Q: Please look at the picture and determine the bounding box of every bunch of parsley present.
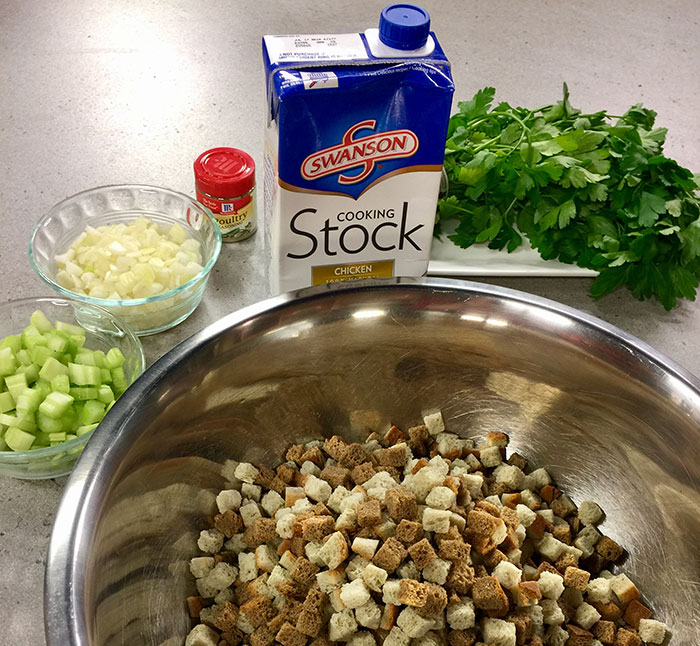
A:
[437,85,700,309]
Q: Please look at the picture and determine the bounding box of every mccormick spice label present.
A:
[262,27,454,293]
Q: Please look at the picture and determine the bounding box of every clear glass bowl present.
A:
[0,296,146,480]
[29,185,222,336]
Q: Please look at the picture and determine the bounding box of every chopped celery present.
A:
[105,399,116,413]
[74,351,97,366]
[69,387,98,400]
[97,385,114,404]
[16,363,39,384]
[46,332,69,354]
[80,399,105,425]
[21,326,47,348]
[60,407,78,432]
[30,310,53,333]
[5,426,35,451]
[50,374,70,394]
[68,363,101,386]
[76,423,98,436]
[104,347,126,369]
[16,349,32,366]
[35,380,51,398]
[29,345,58,367]
[100,368,112,383]
[0,391,15,413]
[38,391,74,419]
[5,373,28,400]
[0,412,36,432]
[15,388,42,416]
[93,350,105,368]
[0,335,21,353]
[39,356,70,381]
[111,367,127,394]
[71,334,86,349]
[55,320,85,336]
[37,411,63,434]
[0,347,17,377]
[49,432,67,443]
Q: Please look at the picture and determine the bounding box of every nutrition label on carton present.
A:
[264,34,367,64]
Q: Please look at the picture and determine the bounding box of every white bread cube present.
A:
[460,473,484,499]
[446,599,475,629]
[422,558,451,585]
[528,468,551,489]
[554,494,577,516]
[327,485,351,512]
[268,564,291,587]
[523,604,543,626]
[578,501,604,526]
[276,512,296,539]
[363,563,388,592]
[538,571,565,600]
[320,531,349,570]
[304,474,332,502]
[586,577,612,603]
[545,625,569,646]
[261,490,284,516]
[397,561,420,580]
[540,599,565,625]
[536,533,568,561]
[384,626,411,646]
[515,525,527,545]
[301,460,321,476]
[484,495,504,509]
[224,534,247,554]
[423,411,445,436]
[482,618,516,646]
[352,537,379,560]
[220,459,240,484]
[507,548,522,566]
[247,573,272,599]
[493,561,522,590]
[397,607,435,638]
[355,598,382,629]
[574,526,602,557]
[205,562,237,591]
[515,504,537,527]
[450,512,466,532]
[305,541,326,566]
[285,486,306,507]
[279,549,297,570]
[238,552,257,582]
[464,453,481,472]
[425,486,456,510]
[449,459,470,476]
[234,462,259,485]
[479,446,503,468]
[493,464,526,490]
[575,602,601,630]
[216,489,242,513]
[336,509,358,531]
[237,611,256,634]
[638,619,667,644]
[364,471,398,491]
[241,483,262,502]
[291,497,314,515]
[340,578,371,608]
[255,545,279,572]
[328,609,358,641]
[189,556,215,579]
[538,509,555,524]
[610,573,639,605]
[413,467,446,502]
[375,519,397,540]
[340,491,366,513]
[317,567,346,593]
[185,624,220,646]
[275,507,293,520]
[435,432,462,455]
[520,489,541,509]
[346,555,370,581]
[348,631,376,646]
[330,588,347,612]
[562,587,584,608]
[428,455,450,476]
[422,508,451,533]
[214,587,235,605]
[197,529,224,554]
[239,502,262,527]
[195,576,220,599]
[382,579,403,605]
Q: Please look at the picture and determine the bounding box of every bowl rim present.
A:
[44,277,700,645]
[0,295,146,464]
[28,184,223,307]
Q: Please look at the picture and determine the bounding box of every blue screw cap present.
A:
[379,4,431,50]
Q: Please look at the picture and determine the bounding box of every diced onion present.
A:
[54,218,203,300]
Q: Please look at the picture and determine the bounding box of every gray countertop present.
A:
[1,1,698,643]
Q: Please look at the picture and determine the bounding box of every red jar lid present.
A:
[194,147,255,197]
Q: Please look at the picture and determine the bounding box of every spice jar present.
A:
[194,147,256,242]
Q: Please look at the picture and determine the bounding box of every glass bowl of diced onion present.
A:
[0,296,145,479]
[29,185,222,335]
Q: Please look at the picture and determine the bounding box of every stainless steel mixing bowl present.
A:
[45,278,700,645]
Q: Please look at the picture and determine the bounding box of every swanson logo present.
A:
[301,120,419,185]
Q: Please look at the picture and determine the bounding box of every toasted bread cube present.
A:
[622,599,652,629]
[614,628,642,646]
[357,499,383,527]
[577,501,604,526]
[408,538,437,569]
[446,599,475,630]
[564,566,590,592]
[395,519,423,545]
[472,576,509,617]
[362,563,388,592]
[374,537,407,574]
[515,580,542,607]
[290,557,320,586]
[385,487,419,521]
[276,622,308,646]
[382,579,403,605]
[329,588,346,612]
[259,490,284,516]
[328,609,357,641]
[385,626,411,646]
[375,518,397,540]
[481,618,516,646]
[638,619,667,644]
[609,574,639,606]
[479,446,503,468]
[302,516,335,542]
[592,619,616,644]
[596,536,624,563]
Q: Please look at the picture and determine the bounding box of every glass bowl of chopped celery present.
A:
[29,185,222,336]
[0,296,145,479]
